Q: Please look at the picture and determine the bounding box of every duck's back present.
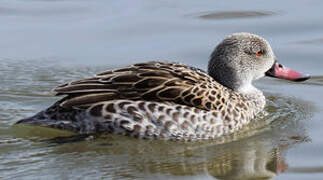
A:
[53,61,231,111]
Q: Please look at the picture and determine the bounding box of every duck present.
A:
[16,32,310,140]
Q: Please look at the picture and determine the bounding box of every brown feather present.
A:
[52,61,233,110]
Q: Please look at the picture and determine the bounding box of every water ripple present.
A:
[196,10,277,20]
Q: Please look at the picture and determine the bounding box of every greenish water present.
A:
[1,0,323,179]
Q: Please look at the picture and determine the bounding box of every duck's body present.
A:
[17,33,309,140]
[19,62,265,140]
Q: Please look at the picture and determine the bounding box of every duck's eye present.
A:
[256,51,262,57]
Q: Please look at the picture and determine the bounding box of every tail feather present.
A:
[16,103,102,134]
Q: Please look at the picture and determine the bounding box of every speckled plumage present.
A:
[18,98,261,141]
[17,33,287,140]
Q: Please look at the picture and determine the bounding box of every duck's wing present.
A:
[53,61,229,110]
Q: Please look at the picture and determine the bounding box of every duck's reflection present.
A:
[205,141,289,180]
[118,132,299,180]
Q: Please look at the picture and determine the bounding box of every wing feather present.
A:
[52,61,229,110]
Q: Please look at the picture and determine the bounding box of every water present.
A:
[1,0,323,179]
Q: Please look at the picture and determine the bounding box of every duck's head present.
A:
[208,32,310,93]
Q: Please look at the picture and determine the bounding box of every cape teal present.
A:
[16,33,310,140]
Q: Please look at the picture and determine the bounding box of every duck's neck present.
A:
[238,84,266,116]
[208,61,255,92]
[236,83,258,94]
